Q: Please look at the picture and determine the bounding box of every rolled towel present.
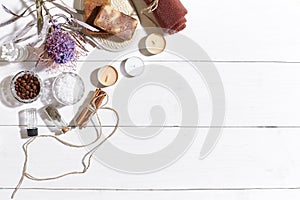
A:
[168,17,186,34]
[143,0,187,34]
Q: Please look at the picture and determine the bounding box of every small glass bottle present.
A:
[44,105,69,134]
[25,108,38,137]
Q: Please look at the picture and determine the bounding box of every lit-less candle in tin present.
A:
[123,57,145,77]
[98,65,118,87]
[145,33,166,55]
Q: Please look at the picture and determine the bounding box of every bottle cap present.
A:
[27,128,38,137]
[62,127,69,133]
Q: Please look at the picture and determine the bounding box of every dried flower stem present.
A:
[36,0,44,36]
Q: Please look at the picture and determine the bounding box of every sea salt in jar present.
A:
[52,72,85,105]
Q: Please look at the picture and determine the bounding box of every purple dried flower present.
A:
[45,27,76,64]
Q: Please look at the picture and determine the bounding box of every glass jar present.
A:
[10,71,42,103]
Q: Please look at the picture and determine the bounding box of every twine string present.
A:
[139,0,161,28]
[11,94,119,199]
[141,0,159,14]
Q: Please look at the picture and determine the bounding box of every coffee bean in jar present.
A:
[10,71,42,103]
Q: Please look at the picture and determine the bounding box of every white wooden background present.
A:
[1,0,300,199]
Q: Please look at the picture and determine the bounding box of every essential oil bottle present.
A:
[44,105,69,134]
[25,108,38,137]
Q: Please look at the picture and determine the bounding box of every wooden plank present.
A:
[2,127,300,190]
[1,62,300,126]
[181,0,300,61]
[2,189,300,200]
[1,0,300,61]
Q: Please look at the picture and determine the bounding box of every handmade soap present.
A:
[94,5,138,40]
[84,0,111,35]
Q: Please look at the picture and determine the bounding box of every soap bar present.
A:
[94,5,138,40]
[84,0,110,35]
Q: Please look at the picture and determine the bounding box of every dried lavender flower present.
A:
[45,27,76,64]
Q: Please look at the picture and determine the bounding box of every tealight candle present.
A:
[98,65,118,87]
[145,33,166,55]
[123,57,145,77]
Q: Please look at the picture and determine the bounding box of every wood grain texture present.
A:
[1,127,300,190]
[2,189,300,200]
[1,0,300,199]
[0,62,300,127]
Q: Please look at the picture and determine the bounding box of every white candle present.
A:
[145,33,166,55]
[98,65,118,87]
[123,57,145,77]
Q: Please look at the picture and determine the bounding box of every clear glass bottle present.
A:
[44,105,69,134]
[25,108,38,137]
